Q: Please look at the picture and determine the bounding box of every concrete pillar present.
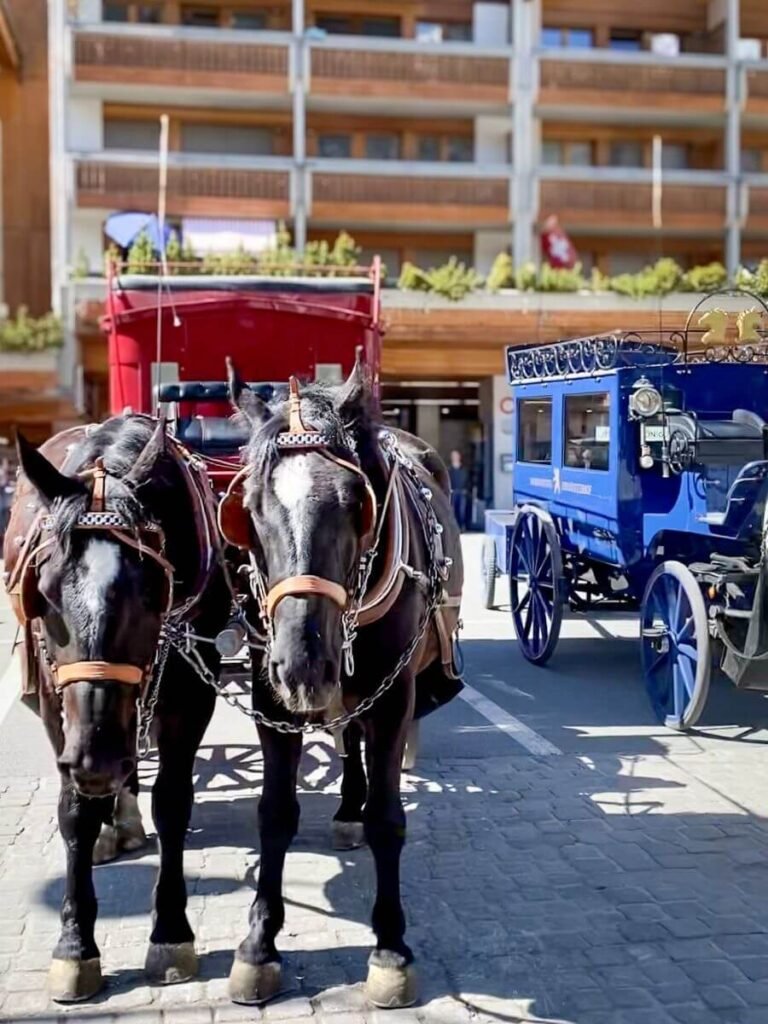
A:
[724,0,741,276]
[291,0,307,252]
[416,404,441,452]
[511,0,540,268]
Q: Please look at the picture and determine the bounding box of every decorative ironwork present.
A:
[507,289,768,385]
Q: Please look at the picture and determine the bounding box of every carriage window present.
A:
[517,399,552,464]
[565,393,611,471]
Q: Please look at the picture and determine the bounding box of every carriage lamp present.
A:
[639,444,654,470]
[630,378,663,419]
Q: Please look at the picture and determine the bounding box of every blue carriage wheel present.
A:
[509,507,563,665]
[481,536,498,610]
[640,561,711,731]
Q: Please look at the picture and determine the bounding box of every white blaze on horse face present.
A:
[273,455,314,559]
[77,539,121,644]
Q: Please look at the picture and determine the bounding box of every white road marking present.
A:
[459,683,562,756]
[0,653,21,730]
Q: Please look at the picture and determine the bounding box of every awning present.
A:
[105,211,171,252]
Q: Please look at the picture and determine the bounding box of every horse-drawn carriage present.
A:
[3,257,464,1008]
[495,291,768,730]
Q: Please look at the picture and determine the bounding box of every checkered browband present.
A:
[276,432,331,449]
[40,511,163,532]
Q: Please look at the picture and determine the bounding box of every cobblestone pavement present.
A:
[3,538,768,1023]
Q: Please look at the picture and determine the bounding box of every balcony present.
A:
[308,38,510,108]
[745,180,768,234]
[309,162,509,227]
[539,171,727,233]
[72,24,290,96]
[74,154,292,219]
[538,51,726,119]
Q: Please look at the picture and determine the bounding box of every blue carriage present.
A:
[501,293,768,729]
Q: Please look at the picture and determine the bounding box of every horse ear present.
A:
[124,418,167,488]
[15,431,87,507]
[227,356,269,425]
[336,346,371,426]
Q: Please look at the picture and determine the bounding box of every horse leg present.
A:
[49,777,109,1001]
[144,669,216,985]
[229,726,301,1005]
[92,770,146,865]
[332,721,366,850]
[363,690,417,1009]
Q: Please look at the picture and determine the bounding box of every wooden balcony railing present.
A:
[74,31,289,90]
[310,47,509,103]
[746,67,768,114]
[76,160,291,218]
[311,172,508,225]
[539,58,725,110]
[540,180,726,228]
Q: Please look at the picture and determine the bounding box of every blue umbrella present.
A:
[104,211,171,252]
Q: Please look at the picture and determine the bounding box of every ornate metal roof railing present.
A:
[506,289,768,385]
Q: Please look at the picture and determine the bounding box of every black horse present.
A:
[225,357,464,1008]
[5,416,230,1001]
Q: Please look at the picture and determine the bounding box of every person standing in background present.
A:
[448,449,470,531]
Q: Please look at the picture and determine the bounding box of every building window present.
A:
[366,133,400,160]
[181,6,220,26]
[444,22,472,41]
[416,20,472,43]
[318,133,351,158]
[315,15,353,34]
[231,10,268,29]
[661,143,689,170]
[742,148,763,173]
[180,123,273,155]
[610,30,643,51]
[417,136,441,161]
[565,393,611,471]
[517,399,552,465]
[361,17,400,37]
[103,1,130,21]
[542,140,593,166]
[541,26,594,48]
[104,118,161,151]
[446,136,473,162]
[610,141,644,167]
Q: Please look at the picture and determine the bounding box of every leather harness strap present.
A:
[54,662,145,688]
[266,575,348,617]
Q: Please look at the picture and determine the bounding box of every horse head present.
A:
[228,355,378,715]
[17,419,172,796]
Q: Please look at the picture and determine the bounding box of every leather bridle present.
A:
[223,376,381,634]
[9,457,175,692]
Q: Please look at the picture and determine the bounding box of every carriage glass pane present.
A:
[517,399,552,464]
[565,393,610,471]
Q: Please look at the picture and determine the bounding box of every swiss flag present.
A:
[541,214,577,269]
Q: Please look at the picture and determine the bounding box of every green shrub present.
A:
[0,307,63,352]
[398,261,431,292]
[515,262,538,291]
[486,252,514,292]
[537,262,587,292]
[737,260,768,295]
[608,258,683,298]
[680,262,727,292]
[126,231,156,274]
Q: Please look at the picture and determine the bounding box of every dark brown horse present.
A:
[223,357,464,1008]
[3,416,230,1002]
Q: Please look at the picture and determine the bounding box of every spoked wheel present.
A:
[509,507,563,665]
[641,561,711,730]
[481,536,498,609]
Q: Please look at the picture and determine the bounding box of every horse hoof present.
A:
[332,820,365,850]
[366,957,418,1009]
[92,825,119,865]
[49,957,103,1003]
[116,792,147,852]
[228,958,282,1005]
[144,942,198,985]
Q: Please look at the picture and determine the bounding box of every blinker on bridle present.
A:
[31,457,174,691]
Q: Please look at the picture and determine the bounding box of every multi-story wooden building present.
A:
[35,0,768,503]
